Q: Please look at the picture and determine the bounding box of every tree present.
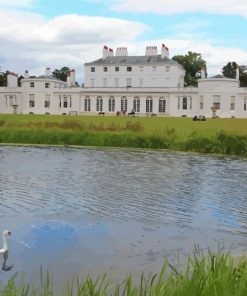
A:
[222,62,238,78]
[52,66,70,82]
[172,51,207,87]
[0,72,7,86]
[222,62,247,87]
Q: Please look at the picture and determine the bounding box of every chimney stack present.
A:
[24,70,29,79]
[145,46,158,56]
[45,67,51,76]
[7,71,18,88]
[161,44,169,59]
[115,47,128,56]
[236,65,240,80]
[108,48,114,56]
[200,67,206,79]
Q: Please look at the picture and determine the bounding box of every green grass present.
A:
[1,249,247,295]
[0,114,247,156]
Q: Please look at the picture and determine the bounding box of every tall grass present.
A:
[0,115,247,156]
[1,249,247,295]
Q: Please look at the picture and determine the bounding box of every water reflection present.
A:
[0,146,247,282]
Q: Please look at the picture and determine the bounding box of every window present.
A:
[230,96,235,110]
[108,96,115,112]
[84,96,91,111]
[44,94,50,108]
[146,97,153,113]
[115,67,119,72]
[103,78,107,87]
[63,96,68,108]
[30,82,34,88]
[182,97,187,110]
[104,67,108,72]
[200,96,204,110]
[45,83,50,88]
[9,96,13,107]
[126,78,132,87]
[115,78,119,87]
[166,66,170,72]
[139,66,143,71]
[96,96,103,112]
[127,66,132,72]
[213,95,221,109]
[152,66,156,71]
[159,97,166,113]
[189,96,192,110]
[133,97,140,112]
[178,97,180,109]
[91,67,95,72]
[91,78,95,87]
[121,97,127,112]
[244,97,247,111]
[29,94,35,108]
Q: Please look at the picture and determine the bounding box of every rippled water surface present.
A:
[0,146,247,285]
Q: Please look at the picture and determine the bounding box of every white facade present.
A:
[0,45,247,118]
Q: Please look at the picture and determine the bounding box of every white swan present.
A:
[0,230,12,271]
[0,230,11,254]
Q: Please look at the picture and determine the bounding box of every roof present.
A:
[210,74,228,79]
[85,55,180,67]
[36,75,66,82]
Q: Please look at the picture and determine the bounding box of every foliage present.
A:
[52,66,70,82]
[1,250,247,295]
[0,71,7,87]
[172,51,207,87]
[222,62,247,87]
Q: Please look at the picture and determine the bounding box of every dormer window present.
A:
[30,82,34,88]
[91,67,95,72]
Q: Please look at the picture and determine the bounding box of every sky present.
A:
[1,0,247,83]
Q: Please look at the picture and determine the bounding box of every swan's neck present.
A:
[2,235,8,251]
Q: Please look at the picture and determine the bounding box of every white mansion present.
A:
[0,44,247,118]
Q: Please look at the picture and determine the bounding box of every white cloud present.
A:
[0,9,147,82]
[99,0,247,18]
[0,0,34,8]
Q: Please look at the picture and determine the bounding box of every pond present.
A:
[0,146,247,287]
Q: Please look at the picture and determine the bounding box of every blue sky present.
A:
[1,0,247,82]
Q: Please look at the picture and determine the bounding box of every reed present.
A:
[1,249,247,295]
[0,115,247,156]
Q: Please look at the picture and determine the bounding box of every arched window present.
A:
[133,96,140,112]
[96,96,103,112]
[84,96,91,111]
[121,96,127,112]
[108,96,115,112]
[146,97,153,113]
[159,97,166,113]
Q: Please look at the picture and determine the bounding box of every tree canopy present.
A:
[52,66,70,82]
[172,51,207,87]
[222,62,247,87]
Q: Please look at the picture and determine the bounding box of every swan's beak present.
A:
[8,231,11,236]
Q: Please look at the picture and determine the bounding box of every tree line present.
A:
[1,56,247,87]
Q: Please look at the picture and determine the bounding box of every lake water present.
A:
[0,146,247,287]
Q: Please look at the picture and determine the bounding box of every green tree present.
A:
[222,62,238,78]
[52,66,70,82]
[222,62,247,87]
[172,51,207,87]
[0,71,7,86]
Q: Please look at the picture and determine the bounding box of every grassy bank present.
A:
[0,114,247,156]
[1,250,247,295]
